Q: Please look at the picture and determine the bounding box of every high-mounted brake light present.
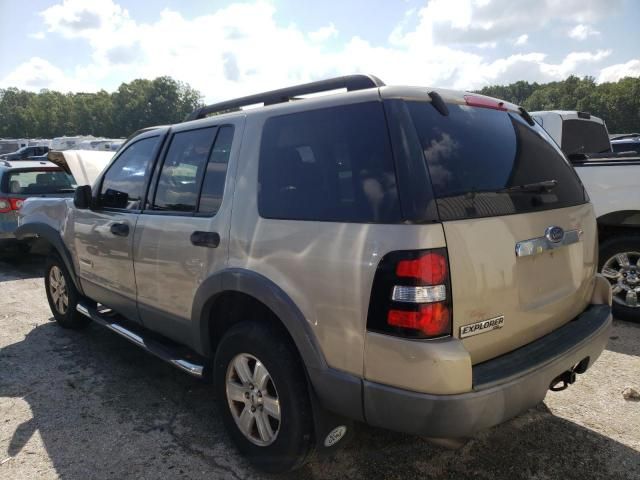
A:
[367,248,452,339]
[464,94,507,111]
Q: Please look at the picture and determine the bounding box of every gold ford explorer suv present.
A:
[16,75,612,473]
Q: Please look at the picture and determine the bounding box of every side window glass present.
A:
[257,102,400,223]
[198,126,234,215]
[153,127,217,212]
[99,136,160,210]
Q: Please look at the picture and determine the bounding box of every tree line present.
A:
[0,76,202,139]
[1,74,639,138]
[477,75,640,133]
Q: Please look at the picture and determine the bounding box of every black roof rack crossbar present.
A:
[184,74,385,122]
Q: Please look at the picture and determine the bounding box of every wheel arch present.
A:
[597,210,640,243]
[15,223,83,294]
[191,269,326,372]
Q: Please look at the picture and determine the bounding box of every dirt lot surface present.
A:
[1,254,639,480]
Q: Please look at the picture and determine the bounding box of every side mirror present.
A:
[74,185,93,209]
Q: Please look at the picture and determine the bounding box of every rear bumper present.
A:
[362,304,611,438]
[0,215,18,239]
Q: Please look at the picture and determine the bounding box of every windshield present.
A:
[7,169,77,194]
[407,102,587,221]
[561,119,612,155]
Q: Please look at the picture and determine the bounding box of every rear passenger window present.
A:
[100,136,160,210]
[153,127,217,212]
[198,126,234,215]
[258,102,401,223]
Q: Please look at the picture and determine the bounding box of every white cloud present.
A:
[514,34,528,46]
[41,0,130,39]
[1,0,635,100]
[568,24,601,40]
[309,23,338,43]
[0,57,91,91]
[28,32,46,40]
[425,0,620,45]
[598,59,640,82]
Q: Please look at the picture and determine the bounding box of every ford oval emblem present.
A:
[545,226,564,243]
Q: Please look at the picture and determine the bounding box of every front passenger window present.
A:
[99,136,160,210]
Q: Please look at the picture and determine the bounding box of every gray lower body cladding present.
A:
[311,304,611,438]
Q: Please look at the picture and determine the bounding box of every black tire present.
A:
[44,254,90,329]
[599,234,640,322]
[214,321,314,473]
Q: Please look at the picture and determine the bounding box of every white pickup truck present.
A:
[532,110,640,320]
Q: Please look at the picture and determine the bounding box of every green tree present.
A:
[0,77,203,139]
[477,75,640,133]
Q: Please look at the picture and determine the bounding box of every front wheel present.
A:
[214,321,314,473]
[599,235,640,322]
[44,255,90,329]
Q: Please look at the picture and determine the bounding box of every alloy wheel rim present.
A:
[49,266,69,314]
[225,353,281,446]
[601,251,640,308]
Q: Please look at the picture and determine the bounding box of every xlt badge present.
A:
[460,316,505,339]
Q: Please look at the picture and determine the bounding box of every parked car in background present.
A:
[17,75,612,473]
[532,110,640,320]
[610,133,640,154]
[74,138,125,152]
[0,159,76,248]
[0,145,49,161]
[0,139,26,156]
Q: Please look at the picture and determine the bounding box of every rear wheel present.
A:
[599,235,640,322]
[45,255,90,329]
[214,321,314,473]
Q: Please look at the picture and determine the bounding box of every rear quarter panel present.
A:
[19,197,76,254]
[228,102,448,377]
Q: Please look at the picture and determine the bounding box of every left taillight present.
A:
[0,198,25,212]
[367,248,452,339]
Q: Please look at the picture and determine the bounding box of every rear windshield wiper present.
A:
[497,179,558,193]
[453,180,558,200]
[55,188,77,193]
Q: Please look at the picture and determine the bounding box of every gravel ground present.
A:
[1,254,639,480]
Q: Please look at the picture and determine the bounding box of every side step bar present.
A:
[76,302,205,378]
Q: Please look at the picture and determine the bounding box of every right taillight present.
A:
[367,248,452,339]
[0,197,25,213]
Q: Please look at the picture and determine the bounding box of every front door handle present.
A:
[110,222,130,237]
[190,231,220,248]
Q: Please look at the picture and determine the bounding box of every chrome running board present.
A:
[76,303,205,378]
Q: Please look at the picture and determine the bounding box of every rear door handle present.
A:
[110,222,130,237]
[190,231,220,248]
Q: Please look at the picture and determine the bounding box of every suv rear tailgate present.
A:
[444,203,597,363]
[405,97,595,364]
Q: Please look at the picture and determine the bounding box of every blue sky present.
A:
[1,0,639,101]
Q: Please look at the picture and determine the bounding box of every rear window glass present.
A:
[612,142,639,154]
[7,169,76,194]
[258,102,401,223]
[561,119,611,155]
[407,102,587,221]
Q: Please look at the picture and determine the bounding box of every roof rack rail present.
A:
[184,74,385,122]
